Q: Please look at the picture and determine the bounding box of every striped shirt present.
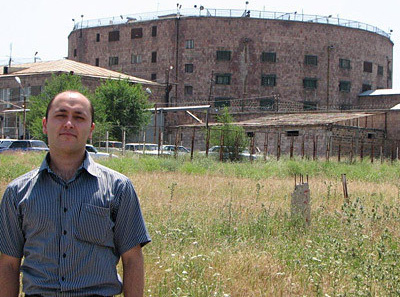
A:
[0,152,151,296]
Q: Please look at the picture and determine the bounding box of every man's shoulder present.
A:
[91,162,131,183]
[8,167,41,188]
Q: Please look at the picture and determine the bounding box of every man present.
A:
[0,91,151,297]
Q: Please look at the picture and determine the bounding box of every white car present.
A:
[86,144,118,159]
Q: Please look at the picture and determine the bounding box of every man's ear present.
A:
[89,123,95,139]
[42,117,48,135]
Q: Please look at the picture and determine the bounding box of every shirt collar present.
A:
[39,151,100,177]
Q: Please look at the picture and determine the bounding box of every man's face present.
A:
[42,92,95,155]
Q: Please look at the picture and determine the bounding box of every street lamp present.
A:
[14,76,27,139]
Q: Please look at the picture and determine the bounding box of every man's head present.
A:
[45,91,94,123]
[42,91,95,155]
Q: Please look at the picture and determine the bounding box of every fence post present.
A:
[360,139,364,161]
[205,127,210,157]
[370,143,374,163]
[338,137,341,162]
[264,132,269,161]
[350,137,354,163]
[250,133,255,163]
[290,136,294,159]
[277,132,281,161]
[341,174,349,204]
[219,129,224,161]
[313,135,317,161]
[301,134,305,159]
[326,136,330,161]
[191,127,195,161]
[174,128,180,159]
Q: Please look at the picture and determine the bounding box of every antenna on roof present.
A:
[8,43,12,67]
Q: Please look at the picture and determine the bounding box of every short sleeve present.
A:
[0,186,25,258]
[113,180,151,255]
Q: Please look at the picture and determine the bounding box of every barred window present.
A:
[185,64,194,73]
[152,26,157,37]
[216,50,231,61]
[215,74,231,85]
[185,40,194,49]
[303,78,317,89]
[151,52,157,63]
[339,58,351,69]
[259,98,275,111]
[184,86,193,95]
[261,74,276,86]
[339,81,351,92]
[261,52,276,62]
[305,55,318,66]
[303,101,317,110]
[131,28,143,39]
[363,61,373,73]
[109,56,119,66]
[378,65,384,76]
[108,31,120,42]
[215,97,231,107]
[131,54,142,64]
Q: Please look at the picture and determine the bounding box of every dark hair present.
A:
[45,91,94,123]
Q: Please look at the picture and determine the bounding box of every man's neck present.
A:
[49,150,85,181]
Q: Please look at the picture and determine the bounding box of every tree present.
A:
[208,107,248,161]
[93,79,152,140]
[27,73,89,141]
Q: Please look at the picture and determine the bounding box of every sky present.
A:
[1,0,399,88]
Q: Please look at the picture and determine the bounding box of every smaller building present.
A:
[0,59,162,138]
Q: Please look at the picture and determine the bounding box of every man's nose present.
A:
[64,117,74,128]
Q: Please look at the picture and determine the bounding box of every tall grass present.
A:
[1,153,400,296]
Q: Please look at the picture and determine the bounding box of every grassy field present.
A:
[1,153,400,296]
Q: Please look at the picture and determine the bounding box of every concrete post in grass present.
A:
[291,177,311,226]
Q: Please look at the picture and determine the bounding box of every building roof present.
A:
[359,89,400,96]
[1,59,160,86]
[233,112,378,127]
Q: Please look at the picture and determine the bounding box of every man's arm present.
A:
[121,244,144,297]
[0,253,21,297]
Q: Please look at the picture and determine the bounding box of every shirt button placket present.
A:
[59,184,69,288]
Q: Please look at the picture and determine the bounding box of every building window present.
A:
[368,133,376,139]
[305,55,318,66]
[30,86,41,96]
[96,33,100,42]
[152,26,157,37]
[185,64,194,73]
[339,58,351,69]
[303,78,317,89]
[261,52,276,62]
[286,131,299,137]
[362,84,372,92]
[215,97,231,108]
[340,104,352,110]
[109,57,119,66]
[259,98,275,111]
[108,31,120,42]
[151,52,157,63]
[73,49,77,57]
[151,73,157,81]
[185,40,194,49]
[303,101,317,110]
[216,50,231,61]
[131,28,143,39]
[215,74,231,85]
[377,65,384,76]
[95,58,99,66]
[131,54,142,64]
[363,61,373,73]
[339,81,351,92]
[261,74,276,86]
[184,86,193,95]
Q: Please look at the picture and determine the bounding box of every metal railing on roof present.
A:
[72,8,391,39]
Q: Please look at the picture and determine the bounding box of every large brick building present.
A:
[68,8,394,113]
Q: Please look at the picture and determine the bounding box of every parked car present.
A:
[127,143,159,155]
[161,145,190,156]
[0,140,49,153]
[199,146,262,161]
[86,144,118,159]
[96,141,123,152]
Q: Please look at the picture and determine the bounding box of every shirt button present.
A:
[62,277,65,281]
[65,185,68,190]
[63,230,67,235]
[63,253,66,258]
[64,207,68,213]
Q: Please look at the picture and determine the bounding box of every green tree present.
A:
[27,73,89,141]
[208,107,248,161]
[93,79,152,140]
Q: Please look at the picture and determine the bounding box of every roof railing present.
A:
[72,8,391,39]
